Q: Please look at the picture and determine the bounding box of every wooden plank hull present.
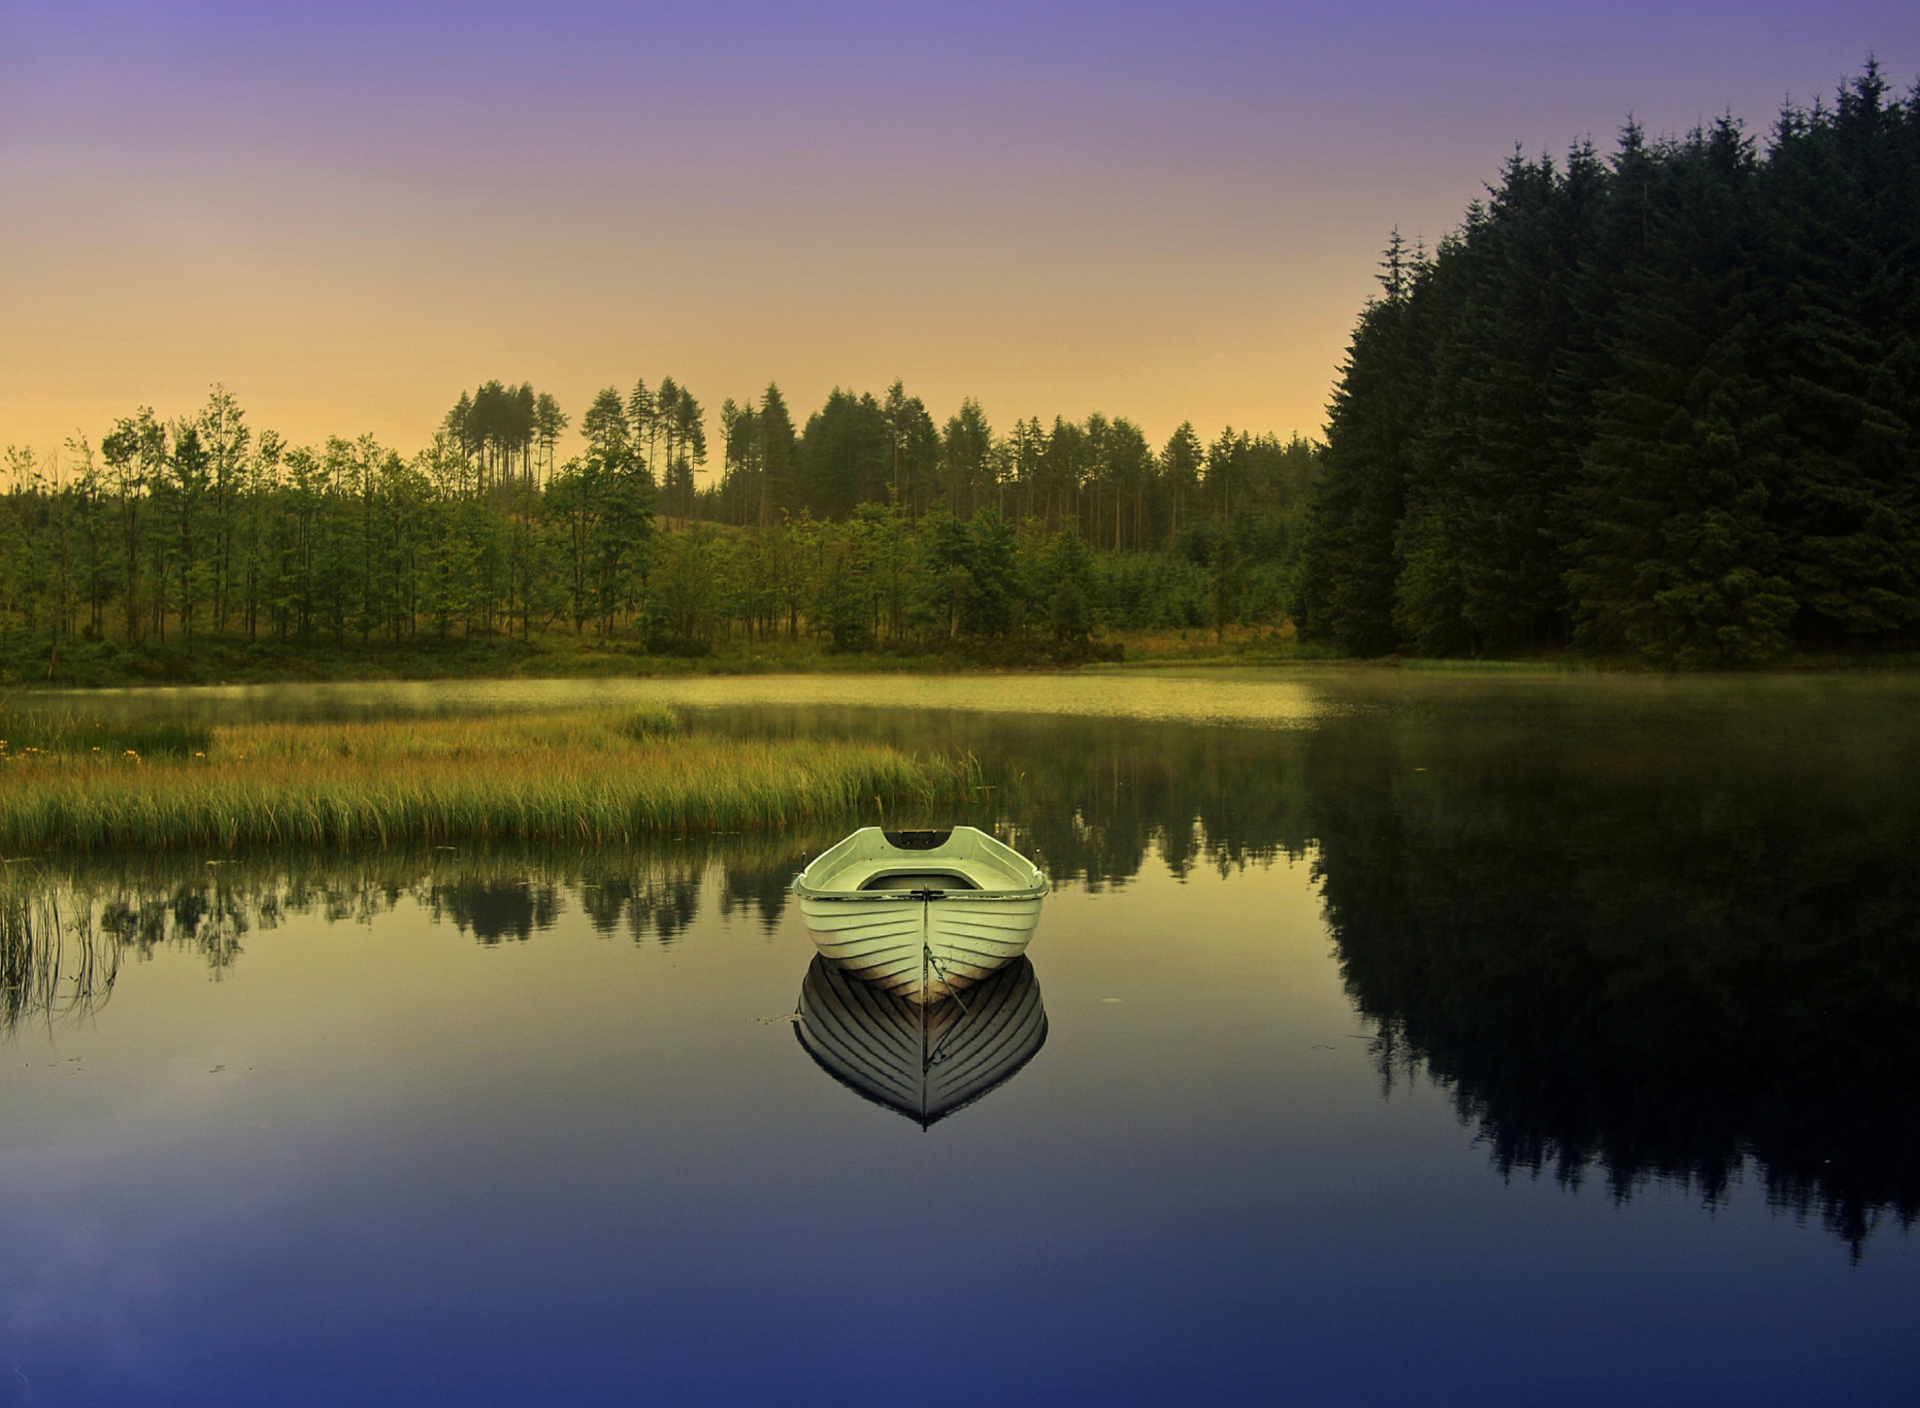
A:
[796,894,929,995]
[796,892,1043,1003]
[795,954,1048,1127]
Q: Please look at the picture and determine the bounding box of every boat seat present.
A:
[820,859,1012,893]
[858,869,980,892]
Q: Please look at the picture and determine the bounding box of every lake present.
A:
[4,670,1917,1405]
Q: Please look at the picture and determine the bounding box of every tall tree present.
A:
[534,393,568,482]
[757,384,798,526]
[942,398,993,519]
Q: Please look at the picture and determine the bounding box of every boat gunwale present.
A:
[791,825,1049,904]
[797,888,1046,903]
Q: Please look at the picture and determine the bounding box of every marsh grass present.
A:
[0,705,957,852]
[0,701,213,758]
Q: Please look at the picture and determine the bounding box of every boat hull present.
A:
[798,893,1043,1003]
[792,826,1049,1004]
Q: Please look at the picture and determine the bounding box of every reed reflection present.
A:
[0,833,831,1038]
[2,870,120,1033]
[794,954,1048,1129]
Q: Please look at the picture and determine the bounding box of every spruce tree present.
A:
[1298,231,1431,656]
[1566,121,1798,663]
[1762,66,1920,644]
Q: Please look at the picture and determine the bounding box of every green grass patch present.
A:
[1,631,1104,689]
[614,703,686,741]
[0,709,961,853]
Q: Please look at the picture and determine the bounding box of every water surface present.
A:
[4,671,1917,1405]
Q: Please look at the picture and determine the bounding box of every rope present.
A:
[922,942,974,1070]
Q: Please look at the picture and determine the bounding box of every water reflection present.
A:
[427,876,563,945]
[709,688,1920,1251]
[1,875,120,1032]
[0,838,824,1036]
[795,955,1047,1128]
[7,675,1920,1253]
[1313,754,1920,1258]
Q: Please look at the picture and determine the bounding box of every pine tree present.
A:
[756,384,797,526]
[1566,121,1798,663]
[1762,66,1920,644]
[1297,230,1432,655]
[582,388,631,467]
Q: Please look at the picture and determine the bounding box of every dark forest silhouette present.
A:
[1299,66,1920,664]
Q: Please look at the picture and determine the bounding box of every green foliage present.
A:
[3,363,1327,674]
[646,527,723,652]
[1298,66,1920,664]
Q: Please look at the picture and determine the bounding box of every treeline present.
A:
[1297,65,1920,663]
[703,382,1315,552]
[0,379,1313,673]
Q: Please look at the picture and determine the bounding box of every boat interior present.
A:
[800,827,1042,896]
[856,869,980,891]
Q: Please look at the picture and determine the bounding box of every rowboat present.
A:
[795,954,1048,1128]
[791,827,1049,1004]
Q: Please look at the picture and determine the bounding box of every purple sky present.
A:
[2,1,1914,465]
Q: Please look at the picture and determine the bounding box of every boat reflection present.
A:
[794,953,1047,1128]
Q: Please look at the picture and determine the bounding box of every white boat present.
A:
[795,954,1048,1128]
[791,827,1049,1004]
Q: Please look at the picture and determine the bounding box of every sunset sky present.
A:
[2,1,1913,472]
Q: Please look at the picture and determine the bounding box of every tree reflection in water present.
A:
[702,693,1920,1256]
[0,833,831,1020]
[1310,734,1920,1260]
[5,682,1918,1253]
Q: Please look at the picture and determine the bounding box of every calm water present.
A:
[4,670,1918,1405]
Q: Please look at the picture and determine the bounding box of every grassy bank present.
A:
[1,630,1125,689]
[0,705,960,853]
[9,626,1920,689]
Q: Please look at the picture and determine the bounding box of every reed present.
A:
[0,707,959,852]
[0,701,213,759]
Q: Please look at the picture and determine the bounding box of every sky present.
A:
[1,0,1914,473]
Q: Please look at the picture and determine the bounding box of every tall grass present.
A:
[0,706,958,852]
[0,700,212,758]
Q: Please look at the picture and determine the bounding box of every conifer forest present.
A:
[3,66,1915,678]
[1299,66,1920,664]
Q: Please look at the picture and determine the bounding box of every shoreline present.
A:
[7,629,1920,693]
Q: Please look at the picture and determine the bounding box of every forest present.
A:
[2,65,1914,679]
[1298,64,1920,664]
[0,377,1316,682]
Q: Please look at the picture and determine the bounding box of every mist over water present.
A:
[5,671,1918,1404]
